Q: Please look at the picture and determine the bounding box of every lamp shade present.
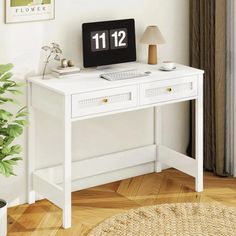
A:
[140,26,166,45]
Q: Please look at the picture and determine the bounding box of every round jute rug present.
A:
[87,203,236,236]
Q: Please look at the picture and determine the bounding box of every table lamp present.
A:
[140,26,166,65]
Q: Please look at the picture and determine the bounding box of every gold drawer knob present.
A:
[166,87,172,92]
[102,98,108,103]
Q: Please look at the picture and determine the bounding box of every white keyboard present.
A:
[100,69,151,81]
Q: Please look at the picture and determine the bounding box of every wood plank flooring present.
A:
[7,169,236,236]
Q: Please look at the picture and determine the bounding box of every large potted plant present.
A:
[0,64,27,236]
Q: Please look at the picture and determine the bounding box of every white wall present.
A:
[0,0,189,206]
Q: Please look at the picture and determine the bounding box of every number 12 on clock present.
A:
[91,28,128,52]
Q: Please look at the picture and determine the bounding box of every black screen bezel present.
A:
[82,19,136,68]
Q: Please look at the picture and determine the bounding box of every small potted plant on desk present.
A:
[0,64,27,236]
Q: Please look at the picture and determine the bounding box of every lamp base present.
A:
[148,45,157,65]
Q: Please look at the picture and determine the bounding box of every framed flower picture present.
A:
[5,0,55,24]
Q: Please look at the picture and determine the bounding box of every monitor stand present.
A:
[96,65,114,71]
[96,62,137,72]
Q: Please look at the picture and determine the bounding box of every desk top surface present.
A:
[28,62,204,95]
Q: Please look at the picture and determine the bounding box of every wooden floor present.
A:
[8,169,236,236]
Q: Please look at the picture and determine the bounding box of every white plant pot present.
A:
[0,200,7,236]
[28,0,43,6]
[32,0,43,4]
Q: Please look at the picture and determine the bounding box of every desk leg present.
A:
[62,95,72,228]
[27,83,36,204]
[195,76,204,192]
[154,107,162,173]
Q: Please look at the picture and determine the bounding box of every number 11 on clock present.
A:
[92,32,106,50]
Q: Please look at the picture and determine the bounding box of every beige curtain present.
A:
[226,0,236,176]
[189,0,228,176]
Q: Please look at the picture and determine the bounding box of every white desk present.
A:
[27,62,204,228]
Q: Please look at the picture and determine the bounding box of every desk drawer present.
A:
[140,76,197,105]
[72,86,138,117]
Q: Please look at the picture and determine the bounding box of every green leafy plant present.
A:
[0,64,27,177]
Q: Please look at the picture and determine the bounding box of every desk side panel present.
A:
[31,83,66,119]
